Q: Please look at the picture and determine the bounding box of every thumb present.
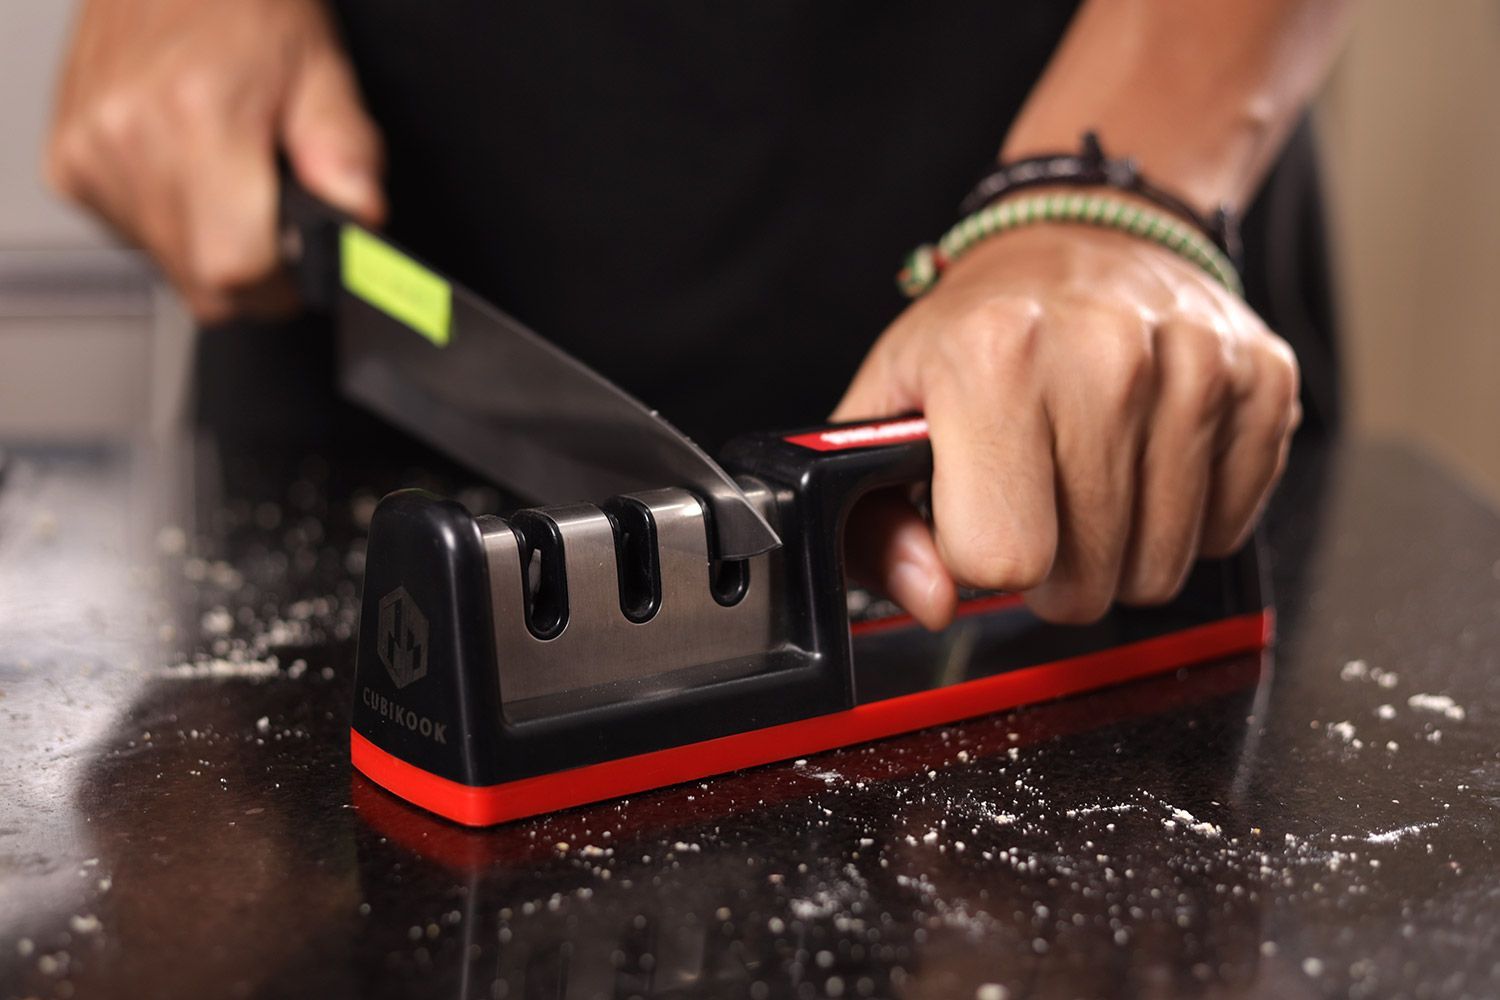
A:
[830,336,918,424]
[282,43,386,225]
[845,488,958,633]
[833,337,954,626]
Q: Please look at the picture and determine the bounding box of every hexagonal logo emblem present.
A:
[377,586,428,689]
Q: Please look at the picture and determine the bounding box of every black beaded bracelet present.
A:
[960,131,1241,266]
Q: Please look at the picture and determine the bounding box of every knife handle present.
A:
[276,170,345,313]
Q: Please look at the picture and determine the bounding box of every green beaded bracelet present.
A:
[898,192,1243,299]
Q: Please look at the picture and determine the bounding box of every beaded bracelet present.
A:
[898,192,1243,299]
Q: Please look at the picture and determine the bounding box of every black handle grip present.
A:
[277,169,345,313]
[722,415,933,536]
[721,416,934,700]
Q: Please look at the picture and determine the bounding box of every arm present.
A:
[1003,0,1354,213]
[839,0,1353,629]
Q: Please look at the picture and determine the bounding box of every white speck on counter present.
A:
[255,716,271,734]
[1343,659,1400,687]
[69,914,101,935]
[1327,721,1362,748]
[1303,957,1324,977]
[158,657,280,680]
[1376,704,1397,720]
[1162,804,1221,838]
[1407,693,1466,721]
[976,985,1009,1000]
[1365,822,1438,845]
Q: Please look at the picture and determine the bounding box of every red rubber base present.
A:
[351,609,1272,827]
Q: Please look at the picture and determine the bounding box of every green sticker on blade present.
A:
[340,225,452,347]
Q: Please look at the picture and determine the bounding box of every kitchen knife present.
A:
[278,182,781,560]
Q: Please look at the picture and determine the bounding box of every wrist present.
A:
[899,189,1242,300]
[960,132,1238,262]
[990,184,1194,231]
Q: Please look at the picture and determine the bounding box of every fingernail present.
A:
[889,560,938,627]
[325,167,380,217]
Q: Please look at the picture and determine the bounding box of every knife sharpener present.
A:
[350,417,1269,826]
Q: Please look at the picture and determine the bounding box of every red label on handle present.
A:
[784,418,929,452]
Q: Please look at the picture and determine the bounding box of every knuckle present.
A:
[1173,326,1233,418]
[942,532,1052,594]
[1096,319,1155,411]
[167,69,224,119]
[1257,337,1301,412]
[92,92,143,146]
[43,128,87,197]
[189,242,269,294]
[971,295,1043,349]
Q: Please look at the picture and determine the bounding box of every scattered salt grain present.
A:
[1327,721,1362,747]
[1364,822,1437,845]
[159,657,280,680]
[1407,693,1465,721]
[201,607,235,635]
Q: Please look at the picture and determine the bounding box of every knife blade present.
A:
[279,183,781,560]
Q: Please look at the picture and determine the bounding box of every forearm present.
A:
[1001,0,1354,214]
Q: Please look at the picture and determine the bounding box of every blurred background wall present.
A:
[1320,0,1500,505]
[1,0,1497,501]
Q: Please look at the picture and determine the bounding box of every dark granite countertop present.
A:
[2,428,1497,1000]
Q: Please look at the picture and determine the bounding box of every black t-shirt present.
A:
[331,2,1338,450]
